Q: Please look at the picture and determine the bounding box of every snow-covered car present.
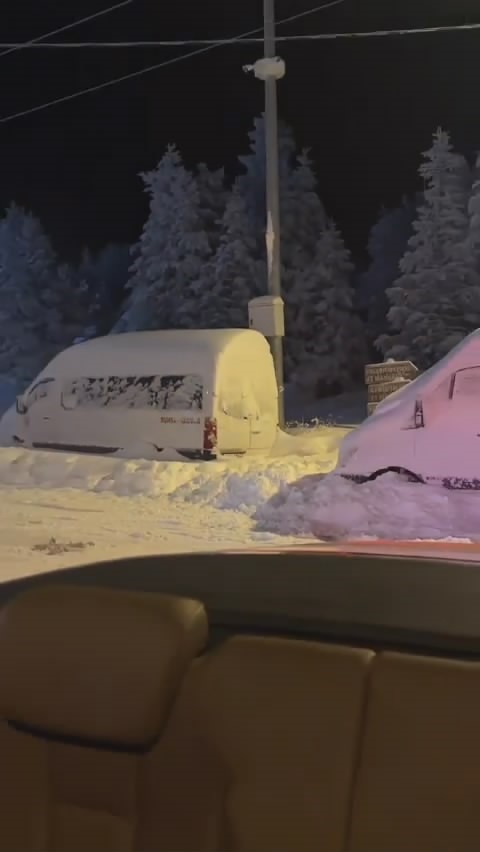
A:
[13,329,279,459]
[335,329,480,490]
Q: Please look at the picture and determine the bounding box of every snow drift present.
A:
[0,426,479,543]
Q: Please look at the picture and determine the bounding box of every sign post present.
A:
[365,360,419,415]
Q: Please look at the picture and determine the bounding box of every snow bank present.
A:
[0,430,478,542]
[256,472,480,541]
[272,425,350,457]
[0,428,341,513]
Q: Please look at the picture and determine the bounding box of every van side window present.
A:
[20,378,55,413]
[450,367,480,399]
[61,375,203,410]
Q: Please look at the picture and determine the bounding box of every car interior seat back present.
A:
[348,651,480,852]
[3,584,480,852]
[0,585,208,852]
[138,635,373,852]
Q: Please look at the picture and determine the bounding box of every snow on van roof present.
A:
[38,328,271,379]
[375,328,480,415]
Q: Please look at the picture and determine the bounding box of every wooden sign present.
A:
[365,359,419,414]
[365,360,419,386]
[368,378,412,403]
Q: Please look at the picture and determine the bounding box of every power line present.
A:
[1,20,479,48]
[280,20,480,40]
[0,0,133,60]
[0,0,345,125]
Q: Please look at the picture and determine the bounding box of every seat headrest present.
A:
[0,585,207,748]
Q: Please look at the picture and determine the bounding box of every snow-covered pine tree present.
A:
[377,128,476,368]
[358,198,416,350]
[0,204,63,384]
[198,115,327,353]
[282,148,326,264]
[175,163,226,328]
[234,115,325,270]
[77,244,130,335]
[195,163,226,255]
[238,118,327,374]
[290,220,366,396]
[459,151,480,332]
[54,262,94,343]
[280,148,328,374]
[195,116,295,329]
[468,152,480,252]
[197,182,266,328]
[193,117,280,329]
[121,146,212,331]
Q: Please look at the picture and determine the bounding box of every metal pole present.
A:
[263,0,285,429]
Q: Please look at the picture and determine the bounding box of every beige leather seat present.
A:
[0,585,374,852]
[139,634,373,852]
[0,585,208,852]
[3,584,480,852]
[348,651,480,852]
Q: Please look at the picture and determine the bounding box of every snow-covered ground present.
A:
[1,378,480,583]
[0,426,345,580]
[0,428,480,581]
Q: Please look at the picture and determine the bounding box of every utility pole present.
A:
[244,2,286,428]
[263,0,285,428]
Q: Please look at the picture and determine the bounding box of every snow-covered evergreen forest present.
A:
[2,119,480,394]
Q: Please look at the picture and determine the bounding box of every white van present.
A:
[336,328,480,488]
[13,329,279,459]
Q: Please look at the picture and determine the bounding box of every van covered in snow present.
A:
[336,328,480,488]
[13,329,279,459]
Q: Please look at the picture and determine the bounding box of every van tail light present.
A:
[203,417,217,451]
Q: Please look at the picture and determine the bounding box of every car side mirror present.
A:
[16,396,27,415]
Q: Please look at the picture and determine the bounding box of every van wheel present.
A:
[364,466,424,484]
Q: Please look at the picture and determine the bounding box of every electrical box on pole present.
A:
[248,296,285,338]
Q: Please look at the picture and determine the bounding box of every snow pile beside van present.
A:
[0,434,340,508]
[256,471,480,541]
[0,431,479,545]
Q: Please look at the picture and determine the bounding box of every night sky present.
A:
[2,0,480,260]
